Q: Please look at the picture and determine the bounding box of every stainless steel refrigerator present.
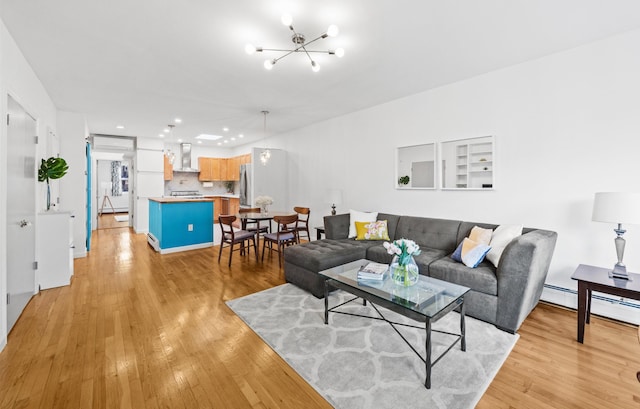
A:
[239,163,252,207]
[240,149,288,210]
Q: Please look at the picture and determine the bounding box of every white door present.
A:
[6,96,36,332]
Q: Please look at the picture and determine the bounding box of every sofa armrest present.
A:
[324,214,351,240]
[495,229,558,332]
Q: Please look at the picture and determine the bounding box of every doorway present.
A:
[89,135,135,232]
[6,95,36,333]
[95,158,130,229]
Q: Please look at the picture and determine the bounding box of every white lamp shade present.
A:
[326,189,343,205]
[592,192,640,225]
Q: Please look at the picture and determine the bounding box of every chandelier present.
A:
[260,110,271,166]
[245,14,344,72]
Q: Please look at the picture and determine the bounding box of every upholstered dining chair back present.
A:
[218,215,258,267]
[262,214,299,268]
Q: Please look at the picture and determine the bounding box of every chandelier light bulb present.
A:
[264,59,275,70]
[311,61,320,72]
[335,48,345,58]
[281,14,293,27]
[245,43,257,55]
[326,25,339,37]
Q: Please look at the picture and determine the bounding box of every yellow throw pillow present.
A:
[469,226,493,246]
[355,220,390,241]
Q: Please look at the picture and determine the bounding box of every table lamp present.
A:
[326,189,343,216]
[592,192,640,280]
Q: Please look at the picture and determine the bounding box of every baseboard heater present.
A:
[147,233,160,252]
[543,284,640,309]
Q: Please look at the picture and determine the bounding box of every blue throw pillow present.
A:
[451,238,491,268]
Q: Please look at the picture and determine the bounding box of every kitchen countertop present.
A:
[150,197,215,203]
[202,194,239,199]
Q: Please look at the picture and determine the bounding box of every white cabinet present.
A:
[38,212,74,290]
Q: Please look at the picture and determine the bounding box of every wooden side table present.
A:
[571,264,640,343]
[314,226,325,240]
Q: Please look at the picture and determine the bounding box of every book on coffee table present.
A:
[357,262,388,281]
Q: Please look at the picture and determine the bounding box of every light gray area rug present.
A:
[226,284,518,409]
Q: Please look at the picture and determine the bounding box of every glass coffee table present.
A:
[320,262,470,389]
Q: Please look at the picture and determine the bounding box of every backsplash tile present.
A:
[165,173,236,195]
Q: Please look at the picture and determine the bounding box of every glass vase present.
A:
[390,255,419,287]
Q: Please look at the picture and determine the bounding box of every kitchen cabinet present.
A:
[164,155,173,180]
[213,197,222,222]
[38,212,74,289]
[199,157,225,181]
[198,156,244,181]
[229,197,240,215]
[226,156,240,181]
[198,157,212,181]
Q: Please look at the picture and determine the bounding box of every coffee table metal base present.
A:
[324,279,466,389]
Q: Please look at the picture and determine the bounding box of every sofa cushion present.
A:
[283,239,375,272]
[429,257,498,296]
[395,216,460,252]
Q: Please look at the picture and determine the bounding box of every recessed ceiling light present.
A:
[174,118,182,124]
[217,142,222,146]
[239,134,244,138]
[116,125,124,129]
[158,134,164,138]
[164,128,170,133]
[197,140,202,144]
[195,134,223,141]
[223,140,228,143]
[223,127,229,132]
[178,138,183,142]
[231,137,236,141]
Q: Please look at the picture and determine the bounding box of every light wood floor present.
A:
[96,213,129,230]
[1,227,639,408]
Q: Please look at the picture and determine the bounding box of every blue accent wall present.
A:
[149,201,214,250]
[86,142,92,251]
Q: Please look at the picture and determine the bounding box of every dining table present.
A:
[236,211,297,236]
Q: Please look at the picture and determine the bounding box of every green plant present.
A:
[398,175,410,185]
[38,157,69,210]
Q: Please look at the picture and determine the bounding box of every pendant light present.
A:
[260,110,271,166]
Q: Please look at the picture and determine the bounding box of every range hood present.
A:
[173,143,199,172]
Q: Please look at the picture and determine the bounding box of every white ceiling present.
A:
[2,0,640,147]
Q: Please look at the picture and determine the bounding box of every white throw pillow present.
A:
[348,210,378,238]
[486,224,523,267]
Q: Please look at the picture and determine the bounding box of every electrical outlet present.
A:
[188,224,193,231]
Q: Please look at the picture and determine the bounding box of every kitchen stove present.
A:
[168,190,205,199]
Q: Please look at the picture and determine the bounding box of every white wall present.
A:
[273,28,640,322]
[0,19,58,350]
[58,111,88,258]
[134,138,164,233]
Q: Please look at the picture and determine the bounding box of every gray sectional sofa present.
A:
[283,212,557,333]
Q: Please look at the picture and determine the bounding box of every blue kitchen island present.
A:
[148,197,214,254]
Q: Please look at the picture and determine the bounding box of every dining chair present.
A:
[218,215,258,267]
[293,206,311,242]
[239,207,270,238]
[262,214,299,268]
